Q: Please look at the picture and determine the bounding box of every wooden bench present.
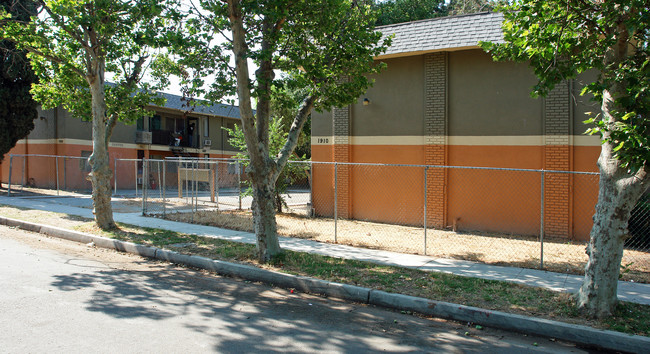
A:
[178,168,215,202]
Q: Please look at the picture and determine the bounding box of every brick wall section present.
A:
[544,81,571,238]
[424,53,447,228]
[333,105,351,219]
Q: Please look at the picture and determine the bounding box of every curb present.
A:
[1,216,648,353]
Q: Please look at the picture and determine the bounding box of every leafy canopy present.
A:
[0,0,181,124]
[372,0,507,26]
[176,0,391,116]
[373,0,447,26]
[0,0,39,161]
[481,0,649,173]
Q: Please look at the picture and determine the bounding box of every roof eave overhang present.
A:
[144,104,241,120]
[374,45,481,60]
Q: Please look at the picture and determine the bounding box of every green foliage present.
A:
[0,0,179,126]
[0,0,38,161]
[372,0,506,26]
[225,116,309,213]
[481,0,649,174]
[373,0,447,26]
[447,0,506,16]
[172,0,390,224]
[270,80,312,159]
[176,0,390,115]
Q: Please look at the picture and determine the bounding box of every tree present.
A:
[0,0,38,162]
[177,0,390,261]
[1,0,178,229]
[482,0,649,318]
[225,115,309,213]
[447,0,505,16]
[270,81,312,159]
[373,0,447,26]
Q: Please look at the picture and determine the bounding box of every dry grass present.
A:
[166,209,650,283]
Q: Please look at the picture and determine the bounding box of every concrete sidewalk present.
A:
[1,195,649,306]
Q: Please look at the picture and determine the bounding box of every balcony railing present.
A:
[150,129,198,148]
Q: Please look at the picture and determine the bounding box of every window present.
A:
[150,115,161,131]
[136,118,144,131]
[165,116,186,133]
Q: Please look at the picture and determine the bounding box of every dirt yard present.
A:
[166,209,650,283]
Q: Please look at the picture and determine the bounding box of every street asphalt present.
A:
[1,225,593,353]
[1,194,649,352]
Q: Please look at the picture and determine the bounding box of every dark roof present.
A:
[153,91,241,120]
[376,12,504,58]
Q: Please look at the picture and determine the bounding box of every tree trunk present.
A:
[87,70,116,230]
[251,174,282,262]
[577,89,649,318]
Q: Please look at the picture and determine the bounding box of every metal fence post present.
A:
[334,162,338,244]
[539,170,544,269]
[157,160,162,200]
[114,158,117,193]
[55,156,60,195]
[214,161,219,211]
[7,155,13,196]
[21,155,25,189]
[134,160,138,197]
[237,161,242,210]
[63,157,67,191]
[142,159,147,215]
[184,165,189,203]
[424,166,428,256]
[309,161,313,217]
[162,159,166,217]
[192,159,197,220]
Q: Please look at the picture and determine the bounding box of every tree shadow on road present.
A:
[48,262,537,352]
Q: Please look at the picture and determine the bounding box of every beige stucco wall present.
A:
[350,56,425,137]
[27,107,57,140]
[312,110,333,138]
[448,49,543,137]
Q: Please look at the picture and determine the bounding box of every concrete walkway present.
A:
[1,195,649,306]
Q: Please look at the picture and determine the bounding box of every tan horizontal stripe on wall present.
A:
[312,135,602,146]
[573,135,602,147]
[14,138,240,155]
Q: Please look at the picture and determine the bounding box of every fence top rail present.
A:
[160,157,599,175]
[14,154,597,175]
[9,154,86,160]
[321,161,601,175]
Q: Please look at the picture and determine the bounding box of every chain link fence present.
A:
[151,159,649,281]
[2,154,93,197]
[2,154,648,281]
[140,158,312,218]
